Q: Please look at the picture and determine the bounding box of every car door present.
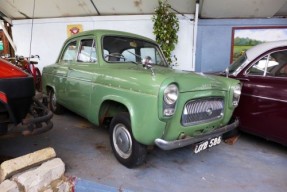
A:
[55,40,77,105]
[235,49,287,144]
[66,37,98,117]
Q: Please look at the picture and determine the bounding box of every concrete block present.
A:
[0,147,56,182]
[13,158,65,192]
[43,189,53,192]
[42,178,72,192]
[0,180,20,192]
[56,181,71,192]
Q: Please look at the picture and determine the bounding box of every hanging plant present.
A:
[152,0,179,65]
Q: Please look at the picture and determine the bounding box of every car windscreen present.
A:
[102,36,167,67]
[228,54,247,74]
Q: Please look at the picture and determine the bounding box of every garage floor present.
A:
[0,111,286,192]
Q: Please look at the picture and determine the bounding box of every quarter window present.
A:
[61,41,77,63]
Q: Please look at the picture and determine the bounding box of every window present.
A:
[102,36,167,66]
[61,41,77,63]
[77,39,97,63]
[247,50,287,77]
[140,47,163,65]
[122,49,136,62]
[0,40,3,51]
[228,54,247,74]
[248,56,271,76]
[269,50,287,77]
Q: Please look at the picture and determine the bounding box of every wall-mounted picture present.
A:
[231,27,287,63]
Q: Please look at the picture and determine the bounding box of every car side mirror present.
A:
[142,56,153,66]
[225,67,229,78]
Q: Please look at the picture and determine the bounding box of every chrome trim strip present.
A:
[244,93,287,103]
[65,76,93,82]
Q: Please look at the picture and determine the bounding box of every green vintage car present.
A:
[42,30,241,168]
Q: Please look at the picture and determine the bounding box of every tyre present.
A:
[109,113,147,168]
[48,89,64,114]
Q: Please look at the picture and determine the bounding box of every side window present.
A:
[276,64,287,77]
[141,48,156,63]
[247,54,279,76]
[122,48,136,62]
[77,39,97,63]
[140,47,162,65]
[61,41,77,63]
[270,50,287,77]
[247,50,287,77]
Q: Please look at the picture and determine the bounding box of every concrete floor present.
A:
[0,111,286,192]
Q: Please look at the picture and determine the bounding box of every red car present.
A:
[224,40,287,146]
[0,58,53,136]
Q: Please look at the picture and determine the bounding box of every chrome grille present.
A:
[181,98,224,126]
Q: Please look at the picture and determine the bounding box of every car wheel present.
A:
[109,113,147,168]
[48,89,64,114]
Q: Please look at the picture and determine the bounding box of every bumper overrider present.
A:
[155,118,239,150]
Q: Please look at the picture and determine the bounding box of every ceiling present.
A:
[0,0,287,23]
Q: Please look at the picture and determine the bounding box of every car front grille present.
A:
[181,97,224,126]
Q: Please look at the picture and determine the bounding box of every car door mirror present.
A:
[225,67,230,78]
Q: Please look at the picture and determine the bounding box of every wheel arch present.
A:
[44,84,56,95]
[98,96,133,128]
[94,94,166,146]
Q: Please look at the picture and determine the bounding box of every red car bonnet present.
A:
[0,58,28,78]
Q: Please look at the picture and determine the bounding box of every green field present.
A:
[234,45,252,53]
[232,45,253,61]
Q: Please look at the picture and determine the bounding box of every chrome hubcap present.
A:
[51,92,57,109]
[113,123,132,159]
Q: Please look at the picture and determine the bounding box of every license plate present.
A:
[194,136,222,154]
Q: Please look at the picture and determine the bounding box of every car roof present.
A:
[66,29,155,43]
[246,40,287,61]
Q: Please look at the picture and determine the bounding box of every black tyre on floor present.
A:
[109,113,147,168]
[48,89,64,114]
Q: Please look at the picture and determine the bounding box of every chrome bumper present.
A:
[155,119,239,150]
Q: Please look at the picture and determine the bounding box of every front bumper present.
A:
[155,118,239,150]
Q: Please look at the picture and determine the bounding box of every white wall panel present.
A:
[12,15,194,71]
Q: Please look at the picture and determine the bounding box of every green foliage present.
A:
[234,37,264,46]
[152,0,179,65]
[233,45,251,62]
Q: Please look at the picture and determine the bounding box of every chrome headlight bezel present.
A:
[163,84,179,105]
[163,84,179,117]
[232,83,242,106]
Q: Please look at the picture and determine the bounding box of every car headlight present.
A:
[232,84,242,106]
[164,84,179,105]
[163,84,179,116]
